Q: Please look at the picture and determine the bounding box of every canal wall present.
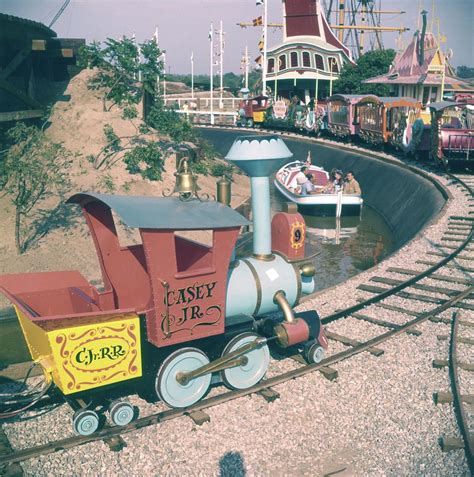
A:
[199,128,447,248]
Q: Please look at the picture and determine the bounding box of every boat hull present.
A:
[274,180,363,217]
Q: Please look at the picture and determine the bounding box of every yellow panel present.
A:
[420,111,431,125]
[253,111,265,122]
[430,50,443,67]
[48,315,142,395]
[15,306,52,362]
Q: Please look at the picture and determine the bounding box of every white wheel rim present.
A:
[311,345,325,364]
[73,410,99,436]
[156,348,211,408]
[221,333,270,390]
[110,402,134,426]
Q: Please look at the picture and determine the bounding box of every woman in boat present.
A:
[319,169,343,194]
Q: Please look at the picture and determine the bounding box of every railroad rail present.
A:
[0,129,472,470]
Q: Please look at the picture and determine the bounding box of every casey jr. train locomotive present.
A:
[0,136,327,436]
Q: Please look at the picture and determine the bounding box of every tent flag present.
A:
[253,16,263,26]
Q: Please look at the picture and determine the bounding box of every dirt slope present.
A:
[0,69,249,306]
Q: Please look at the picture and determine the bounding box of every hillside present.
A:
[0,69,249,304]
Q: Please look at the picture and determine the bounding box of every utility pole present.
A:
[244,46,249,89]
[262,0,268,95]
[209,22,214,125]
[219,20,224,108]
[163,52,167,100]
[191,51,194,100]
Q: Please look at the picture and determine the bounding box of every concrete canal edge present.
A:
[0,129,449,320]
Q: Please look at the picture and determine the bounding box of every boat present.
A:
[274,161,363,216]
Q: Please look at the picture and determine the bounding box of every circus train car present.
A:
[0,136,327,435]
[237,95,270,127]
[428,101,474,170]
[357,96,422,151]
[326,94,369,140]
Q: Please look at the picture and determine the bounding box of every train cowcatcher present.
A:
[0,135,327,435]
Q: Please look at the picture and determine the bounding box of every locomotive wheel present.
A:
[247,118,254,128]
[109,400,135,426]
[72,409,100,436]
[155,347,212,408]
[303,341,325,364]
[221,332,270,390]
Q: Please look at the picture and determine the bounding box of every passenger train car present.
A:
[236,94,473,169]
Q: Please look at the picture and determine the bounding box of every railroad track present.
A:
[435,309,474,473]
[0,130,472,471]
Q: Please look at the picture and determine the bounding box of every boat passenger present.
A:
[289,165,309,192]
[300,173,315,195]
[320,169,343,194]
[343,171,361,195]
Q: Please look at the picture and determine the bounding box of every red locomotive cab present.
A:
[68,193,249,349]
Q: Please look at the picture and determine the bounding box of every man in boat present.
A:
[289,165,309,192]
[300,173,316,195]
[343,171,361,195]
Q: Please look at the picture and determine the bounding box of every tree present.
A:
[334,49,396,96]
[78,38,163,114]
[0,123,71,253]
[456,65,474,79]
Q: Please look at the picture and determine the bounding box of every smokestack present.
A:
[419,10,428,67]
[225,135,293,258]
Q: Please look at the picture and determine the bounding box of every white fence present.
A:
[165,97,240,111]
[176,109,238,126]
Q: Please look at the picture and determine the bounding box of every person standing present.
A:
[344,171,361,195]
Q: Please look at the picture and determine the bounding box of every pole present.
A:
[315,75,319,107]
[163,52,167,100]
[220,20,224,108]
[210,21,214,125]
[191,52,194,100]
[262,0,268,95]
[329,59,333,97]
[245,45,249,89]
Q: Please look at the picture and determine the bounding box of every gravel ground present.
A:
[2,145,473,476]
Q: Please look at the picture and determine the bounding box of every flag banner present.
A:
[255,55,262,64]
[253,16,263,26]
[208,28,213,41]
[256,0,264,5]
[258,36,264,51]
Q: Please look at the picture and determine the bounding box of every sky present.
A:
[1,0,472,74]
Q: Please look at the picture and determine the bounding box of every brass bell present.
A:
[173,157,200,198]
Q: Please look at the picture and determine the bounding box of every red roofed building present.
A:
[364,27,472,106]
[265,0,353,103]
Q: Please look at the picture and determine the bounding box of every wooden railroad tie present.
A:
[103,435,127,452]
[0,426,23,477]
[449,216,474,221]
[416,259,474,273]
[357,284,474,311]
[441,237,468,243]
[325,331,384,357]
[433,391,474,405]
[186,410,211,426]
[444,231,470,237]
[439,437,465,452]
[387,267,473,286]
[429,315,474,328]
[351,312,421,336]
[257,387,280,403]
[369,301,422,317]
[437,335,474,346]
[369,276,469,297]
[427,251,474,260]
[289,354,339,380]
[432,359,474,372]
